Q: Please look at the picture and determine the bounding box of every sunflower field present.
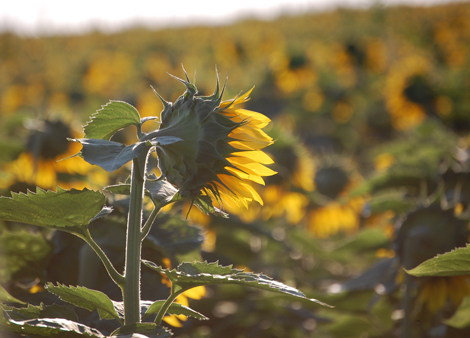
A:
[1,2,470,337]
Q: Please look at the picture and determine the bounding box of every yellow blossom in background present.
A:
[418,276,470,314]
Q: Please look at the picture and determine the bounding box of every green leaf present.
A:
[143,261,331,307]
[84,101,141,140]
[1,315,106,337]
[191,194,228,218]
[0,188,106,236]
[143,300,208,321]
[105,178,178,206]
[72,139,152,172]
[406,245,470,277]
[110,323,172,337]
[45,283,121,322]
[445,296,470,329]
[0,285,26,305]
[3,303,78,322]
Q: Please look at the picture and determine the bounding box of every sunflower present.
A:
[148,72,276,211]
[0,118,105,192]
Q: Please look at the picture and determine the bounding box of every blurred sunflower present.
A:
[307,157,366,238]
[148,71,276,212]
[383,53,435,130]
[227,126,314,224]
[396,205,470,314]
[0,118,106,192]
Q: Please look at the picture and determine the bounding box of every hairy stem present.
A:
[141,206,160,242]
[123,150,150,325]
[154,284,185,326]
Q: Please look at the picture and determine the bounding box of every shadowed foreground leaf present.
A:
[0,188,107,236]
[406,245,470,277]
[1,315,106,338]
[143,260,331,307]
[110,323,172,337]
[0,285,26,305]
[45,283,121,323]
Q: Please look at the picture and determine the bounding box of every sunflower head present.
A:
[150,71,276,210]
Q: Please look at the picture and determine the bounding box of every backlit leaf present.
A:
[84,101,141,140]
[407,245,470,277]
[45,283,121,322]
[0,188,106,236]
[143,260,330,307]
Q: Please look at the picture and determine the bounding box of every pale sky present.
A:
[0,0,462,36]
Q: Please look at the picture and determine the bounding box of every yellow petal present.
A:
[183,286,207,300]
[163,314,183,327]
[228,157,277,177]
[231,150,274,164]
[225,166,265,185]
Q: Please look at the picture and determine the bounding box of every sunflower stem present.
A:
[154,283,184,326]
[123,149,150,325]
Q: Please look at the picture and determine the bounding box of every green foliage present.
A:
[143,260,329,306]
[407,245,470,277]
[0,187,107,236]
[45,283,122,322]
[84,101,142,140]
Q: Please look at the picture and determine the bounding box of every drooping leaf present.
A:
[143,300,208,321]
[191,194,228,218]
[71,139,151,172]
[1,315,106,337]
[0,285,26,305]
[45,283,121,322]
[445,296,470,329]
[3,303,78,322]
[105,178,178,206]
[406,245,470,277]
[143,260,330,307]
[84,101,141,140]
[109,323,172,338]
[0,188,106,236]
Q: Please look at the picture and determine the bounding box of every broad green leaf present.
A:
[0,285,26,305]
[1,315,105,337]
[407,245,470,277]
[110,323,172,338]
[45,283,121,322]
[143,300,208,321]
[445,296,470,329]
[0,188,106,236]
[84,101,141,140]
[3,303,78,322]
[143,260,330,307]
[72,138,151,172]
